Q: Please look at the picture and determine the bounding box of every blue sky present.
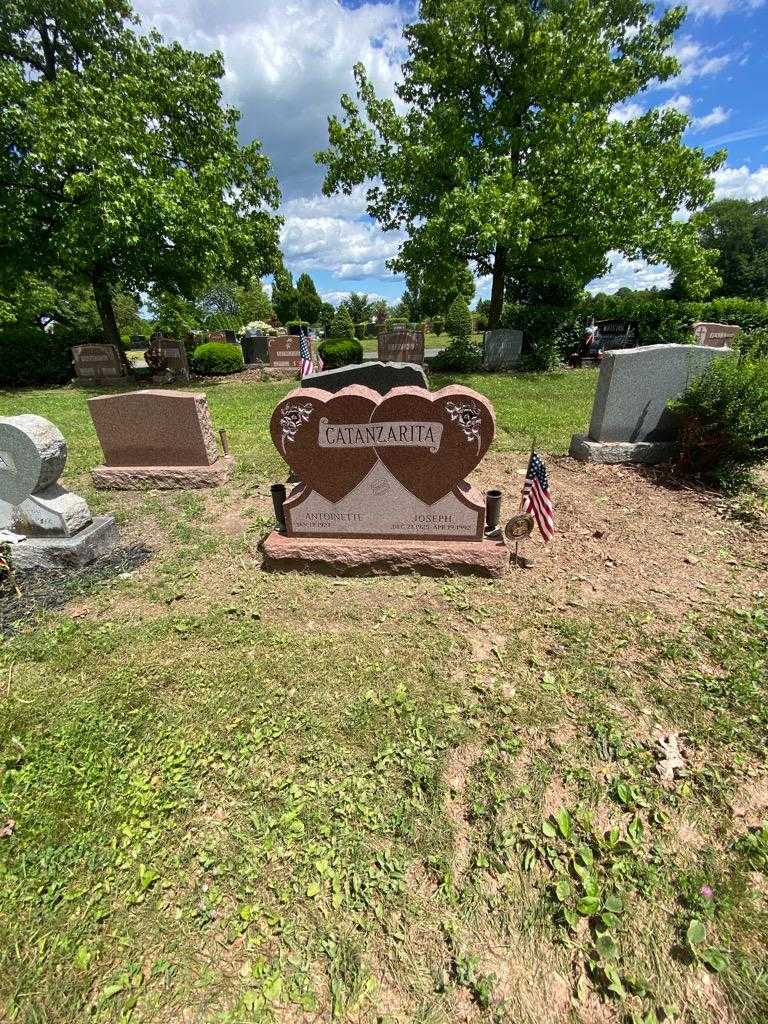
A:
[132,0,768,305]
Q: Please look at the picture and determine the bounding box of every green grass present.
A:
[1,373,766,1024]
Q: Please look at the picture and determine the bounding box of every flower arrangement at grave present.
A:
[242,320,281,336]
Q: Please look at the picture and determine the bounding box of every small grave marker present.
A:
[692,322,741,348]
[72,343,129,381]
[378,330,425,364]
[483,328,523,369]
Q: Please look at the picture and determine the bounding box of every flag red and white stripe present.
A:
[522,452,555,541]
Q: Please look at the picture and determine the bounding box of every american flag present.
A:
[299,330,314,377]
[299,330,323,377]
[522,453,554,541]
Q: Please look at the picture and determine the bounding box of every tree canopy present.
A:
[675,198,768,300]
[317,0,724,329]
[0,0,282,344]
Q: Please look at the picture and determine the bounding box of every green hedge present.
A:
[670,354,768,488]
[354,322,366,340]
[0,324,76,387]
[191,341,244,375]
[318,337,363,370]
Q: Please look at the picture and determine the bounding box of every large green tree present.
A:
[295,273,322,323]
[0,1,281,345]
[317,0,723,329]
[673,198,768,300]
[402,263,475,319]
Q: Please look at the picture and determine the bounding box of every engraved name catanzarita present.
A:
[318,418,443,453]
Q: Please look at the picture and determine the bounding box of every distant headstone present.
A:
[483,329,523,370]
[156,337,190,379]
[72,343,129,381]
[242,335,270,364]
[692,322,741,348]
[570,343,732,464]
[378,330,425,364]
[88,390,233,489]
[300,360,428,396]
[595,319,639,350]
[268,335,302,369]
[208,330,238,344]
[0,414,118,569]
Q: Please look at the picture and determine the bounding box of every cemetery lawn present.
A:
[1,373,767,1024]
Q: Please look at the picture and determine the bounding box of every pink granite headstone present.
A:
[88,390,233,489]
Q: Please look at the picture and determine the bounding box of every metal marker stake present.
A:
[219,428,230,455]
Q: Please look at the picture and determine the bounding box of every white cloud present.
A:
[132,0,406,200]
[587,253,672,295]
[608,101,645,123]
[280,184,405,280]
[712,165,768,200]
[684,0,765,17]
[661,37,731,89]
[692,105,732,131]
[659,94,693,114]
[320,290,388,306]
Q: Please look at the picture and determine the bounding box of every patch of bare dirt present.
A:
[731,775,768,828]
[470,453,767,621]
[443,743,482,882]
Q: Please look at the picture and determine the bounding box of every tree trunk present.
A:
[488,244,507,329]
[91,269,121,347]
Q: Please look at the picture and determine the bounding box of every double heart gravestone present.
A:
[269,384,494,541]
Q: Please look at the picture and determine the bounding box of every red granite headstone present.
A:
[269,384,494,541]
[268,335,302,369]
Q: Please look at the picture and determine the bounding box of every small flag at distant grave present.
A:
[300,329,322,377]
[522,452,554,541]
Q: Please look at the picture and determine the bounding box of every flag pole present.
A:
[515,435,536,568]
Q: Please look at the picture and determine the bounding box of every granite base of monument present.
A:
[7,516,119,570]
[262,531,509,577]
[92,455,234,490]
[569,433,676,465]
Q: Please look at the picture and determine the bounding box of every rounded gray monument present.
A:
[0,415,68,506]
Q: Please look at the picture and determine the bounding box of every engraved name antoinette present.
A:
[318,418,443,453]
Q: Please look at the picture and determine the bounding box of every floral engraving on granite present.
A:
[280,403,314,454]
[445,400,482,452]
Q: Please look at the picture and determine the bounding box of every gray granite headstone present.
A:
[300,360,428,396]
[242,335,270,364]
[570,343,732,463]
[483,329,523,369]
[0,415,118,568]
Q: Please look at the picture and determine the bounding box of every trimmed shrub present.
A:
[432,317,444,336]
[286,320,310,336]
[430,340,482,372]
[329,306,355,340]
[0,324,75,387]
[669,354,768,487]
[318,337,363,369]
[191,341,244,375]
[446,297,473,344]
[385,317,408,332]
[355,322,366,340]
